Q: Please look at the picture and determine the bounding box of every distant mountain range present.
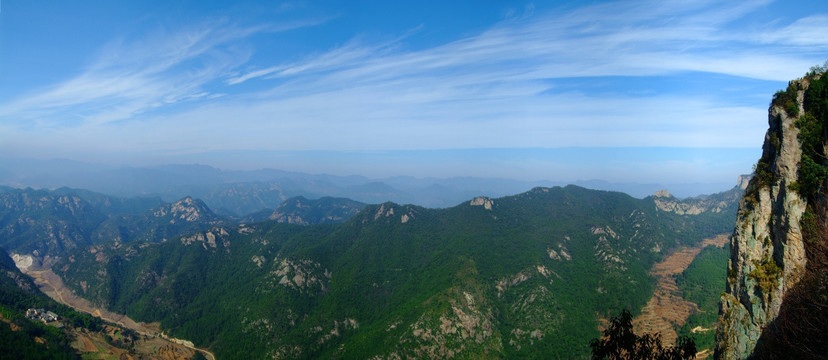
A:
[0,188,363,263]
[0,158,736,214]
[39,183,741,359]
[0,173,745,358]
[242,196,366,225]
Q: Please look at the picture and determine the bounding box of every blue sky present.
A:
[1,0,828,188]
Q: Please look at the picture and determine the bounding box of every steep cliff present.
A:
[716,68,828,358]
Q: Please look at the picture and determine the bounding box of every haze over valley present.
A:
[2,0,828,359]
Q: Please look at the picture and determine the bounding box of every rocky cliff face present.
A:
[651,175,748,216]
[153,197,217,223]
[715,76,817,358]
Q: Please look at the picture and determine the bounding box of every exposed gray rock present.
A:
[716,77,810,359]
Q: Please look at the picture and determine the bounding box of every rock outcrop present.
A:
[153,197,216,223]
[715,76,815,358]
[652,181,744,215]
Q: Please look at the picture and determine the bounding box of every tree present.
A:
[590,309,696,360]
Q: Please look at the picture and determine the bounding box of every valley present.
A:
[0,166,745,359]
[35,185,740,358]
[632,234,729,355]
[21,232,732,359]
[21,266,216,360]
[4,2,826,358]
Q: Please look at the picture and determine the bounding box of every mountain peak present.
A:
[266,196,365,225]
[154,197,216,223]
[653,189,673,198]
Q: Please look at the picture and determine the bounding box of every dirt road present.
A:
[23,268,216,360]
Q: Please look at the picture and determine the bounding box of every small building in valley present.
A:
[25,308,60,323]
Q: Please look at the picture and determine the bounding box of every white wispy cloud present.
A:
[159,0,812,151]
[0,18,324,126]
[253,0,812,90]
[759,14,828,47]
[2,0,827,159]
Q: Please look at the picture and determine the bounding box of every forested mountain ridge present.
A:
[55,184,741,359]
[0,188,364,266]
[0,188,108,257]
[91,196,229,244]
[242,196,366,225]
[0,188,224,262]
[50,187,164,216]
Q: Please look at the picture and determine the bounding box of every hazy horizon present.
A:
[2,0,828,189]
[0,155,744,201]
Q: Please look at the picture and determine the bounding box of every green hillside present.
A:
[676,244,729,351]
[55,185,738,359]
[0,248,103,359]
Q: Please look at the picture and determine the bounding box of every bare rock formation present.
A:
[715,76,813,359]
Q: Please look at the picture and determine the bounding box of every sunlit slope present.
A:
[57,185,738,359]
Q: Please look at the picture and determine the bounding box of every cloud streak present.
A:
[1,0,827,161]
[248,0,818,92]
[183,0,818,151]
[0,18,322,126]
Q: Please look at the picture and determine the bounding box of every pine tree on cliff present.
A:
[590,309,696,360]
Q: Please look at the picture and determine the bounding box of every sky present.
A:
[2,0,828,188]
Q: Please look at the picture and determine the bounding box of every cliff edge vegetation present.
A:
[716,62,828,359]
